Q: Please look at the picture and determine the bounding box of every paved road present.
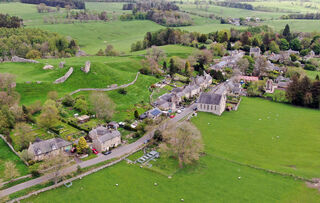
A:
[0,103,196,198]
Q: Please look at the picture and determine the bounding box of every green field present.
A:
[22,98,320,202]
[193,97,320,179]
[0,139,29,180]
[263,20,320,32]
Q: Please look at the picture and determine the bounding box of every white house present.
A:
[197,93,227,116]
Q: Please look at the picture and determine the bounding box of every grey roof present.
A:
[31,138,71,156]
[171,87,184,93]
[198,93,223,105]
[250,47,260,53]
[159,93,173,101]
[97,130,121,143]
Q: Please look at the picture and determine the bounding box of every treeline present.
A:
[86,0,134,2]
[214,2,253,10]
[21,0,85,9]
[281,13,320,20]
[66,11,108,21]
[131,28,201,51]
[286,75,320,109]
[121,0,191,26]
[0,28,78,59]
[0,14,23,28]
[128,0,179,12]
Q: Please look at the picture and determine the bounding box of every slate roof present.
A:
[198,93,223,105]
[97,130,121,143]
[30,138,71,156]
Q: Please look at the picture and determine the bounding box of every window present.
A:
[215,105,217,111]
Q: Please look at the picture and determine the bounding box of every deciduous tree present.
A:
[160,121,204,168]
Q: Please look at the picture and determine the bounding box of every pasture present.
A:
[21,97,320,202]
[193,97,320,179]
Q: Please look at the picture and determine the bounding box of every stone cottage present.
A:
[28,138,72,161]
[89,126,121,152]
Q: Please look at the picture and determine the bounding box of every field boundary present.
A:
[69,72,140,95]
[0,134,29,166]
[7,145,145,203]
[212,154,315,183]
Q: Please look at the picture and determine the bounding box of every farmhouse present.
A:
[140,108,162,120]
[28,138,72,161]
[197,93,227,116]
[89,126,121,152]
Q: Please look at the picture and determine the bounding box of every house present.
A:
[237,76,259,82]
[77,115,90,124]
[275,76,291,83]
[141,108,162,119]
[250,47,261,57]
[197,93,226,116]
[28,138,72,161]
[89,126,121,152]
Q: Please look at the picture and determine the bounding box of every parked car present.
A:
[193,107,198,111]
[70,147,76,153]
[170,115,175,118]
[92,148,99,155]
[177,110,182,114]
[103,151,111,155]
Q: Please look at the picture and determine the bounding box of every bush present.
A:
[31,170,40,177]
[118,88,127,95]
[304,64,317,71]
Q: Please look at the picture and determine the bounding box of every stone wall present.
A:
[11,56,39,63]
[81,61,90,73]
[53,67,74,84]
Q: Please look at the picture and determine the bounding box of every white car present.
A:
[177,110,182,114]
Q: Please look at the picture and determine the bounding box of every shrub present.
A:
[304,64,316,71]
[31,170,40,177]
[118,88,127,95]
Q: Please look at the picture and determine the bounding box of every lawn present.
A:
[0,139,29,180]
[192,97,320,179]
[306,70,320,80]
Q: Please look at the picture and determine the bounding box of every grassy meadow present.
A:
[0,139,29,180]
[22,98,320,202]
[193,97,320,179]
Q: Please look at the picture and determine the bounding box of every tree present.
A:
[283,24,291,41]
[210,43,226,57]
[39,154,70,185]
[159,121,204,168]
[89,92,115,121]
[105,44,119,56]
[184,61,192,77]
[4,161,20,182]
[47,91,58,101]
[26,50,41,59]
[290,38,301,51]
[253,56,268,76]
[145,46,166,75]
[163,61,167,71]
[96,49,104,56]
[169,58,177,76]
[62,94,74,107]
[237,58,249,74]
[76,137,88,154]
[134,110,139,119]
[74,99,88,114]
[280,38,290,50]
[153,129,163,142]
[37,99,59,129]
[11,122,33,151]
[269,41,280,54]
